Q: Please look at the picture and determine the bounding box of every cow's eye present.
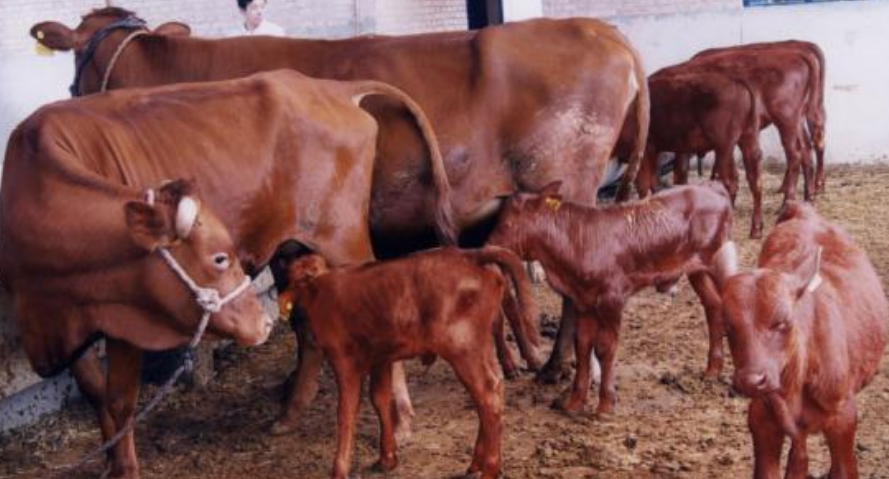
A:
[771,319,790,332]
[212,253,230,271]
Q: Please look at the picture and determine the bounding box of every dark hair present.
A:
[237,0,255,10]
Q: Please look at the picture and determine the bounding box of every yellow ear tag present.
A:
[544,197,562,211]
[34,32,54,56]
[279,302,293,322]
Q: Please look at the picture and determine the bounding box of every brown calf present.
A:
[277,247,540,479]
[634,70,764,238]
[488,182,732,414]
[713,202,887,479]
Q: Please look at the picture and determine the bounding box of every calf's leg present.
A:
[688,272,725,378]
[673,152,693,185]
[370,363,398,471]
[538,297,576,384]
[749,399,784,479]
[331,359,362,479]
[448,348,503,479]
[824,400,859,479]
[785,432,809,479]
[272,320,323,436]
[391,361,415,443]
[591,300,624,415]
[493,309,520,379]
[552,311,598,413]
[739,134,764,239]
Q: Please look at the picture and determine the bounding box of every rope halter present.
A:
[70,14,148,97]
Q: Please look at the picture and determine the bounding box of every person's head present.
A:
[238,0,268,30]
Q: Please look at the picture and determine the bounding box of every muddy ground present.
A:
[1,163,888,479]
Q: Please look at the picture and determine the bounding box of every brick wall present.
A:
[0,0,469,57]
[543,0,740,18]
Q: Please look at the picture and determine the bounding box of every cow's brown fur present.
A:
[0,70,451,477]
[713,203,887,479]
[32,7,649,249]
[488,183,732,413]
[694,40,827,194]
[633,70,764,238]
[0,130,270,479]
[277,247,540,479]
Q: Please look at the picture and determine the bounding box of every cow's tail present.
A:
[351,81,459,246]
[740,78,761,134]
[615,41,650,202]
[471,246,542,370]
[807,42,827,149]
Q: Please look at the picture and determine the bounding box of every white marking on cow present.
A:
[517,101,616,165]
[449,320,475,348]
[715,241,739,278]
[175,196,199,239]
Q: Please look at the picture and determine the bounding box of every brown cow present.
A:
[488,182,732,413]
[0,69,450,477]
[31,7,650,246]
[713,203,887,479]
[694,40,827,194]
[681,45,820,202]
[633,70,764,238]
[277,247,540,479]
[0,165,271,477]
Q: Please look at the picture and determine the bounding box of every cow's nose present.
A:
[733,371,770,396]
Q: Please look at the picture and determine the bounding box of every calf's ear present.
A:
[155,22,191,37]
[31,22,75,51]
[712,241,739,289]
[125,201,175,252]
[792,246,822,299]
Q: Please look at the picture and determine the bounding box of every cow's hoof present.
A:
[550,394,584,415]
[536,364,570,385]
[503,368,519,381]
[269,418,298,436]
[394,420,413,445]
[372,456,398,472]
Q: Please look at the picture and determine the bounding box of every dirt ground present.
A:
[2,163,889,479]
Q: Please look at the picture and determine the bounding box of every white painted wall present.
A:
[612,1,889,163]
[503,0,543,22]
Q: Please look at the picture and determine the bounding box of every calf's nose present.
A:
[733,371,770,396]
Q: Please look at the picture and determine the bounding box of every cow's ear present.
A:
[538,180,563,198]
[31,22,75,51]
[712,241,739,290]
[125,201,175,252]
[154,22,191,37]
[792,246,823,299]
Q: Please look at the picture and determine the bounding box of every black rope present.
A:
[69,15,147,97]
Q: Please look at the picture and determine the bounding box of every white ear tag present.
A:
[805,273,822,294]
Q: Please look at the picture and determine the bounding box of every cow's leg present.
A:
[272,319,323,436]
[391,361,415,443]
[713,146,739,206]
[824,400,859,479]
[104,338,143,479]
[749,399,784,479]
[448,344,503,479]
[810,118,827,194]
[493,309,520,379]
[785,432,809,479]
[673,152,692,186]
[689,271,725,379]
[591,299,624,415]
[537,297,576,384]
[634,145,658,198]
[796,123,815,201]
[776,121,807,202]
[70,347,116,466]
[369,362,398,472]
[331,359,362,479]
[697,154,705,178]
[552,310,598,413]
[739,134,765,239]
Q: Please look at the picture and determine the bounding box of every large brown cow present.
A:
[488,183,733,414]
[31,7,650,249]
[694,40,827,194]
[713,203,886,479]
[278,247,539,479]
[633,70,764,238]
[0,69,451,477]
[0,155,271,477]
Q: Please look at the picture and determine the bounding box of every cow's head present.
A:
[713,241,822,398]
[277,254,329,321]
[125,180,271,347]
[31,7,190,53]
[487,181,564,260]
